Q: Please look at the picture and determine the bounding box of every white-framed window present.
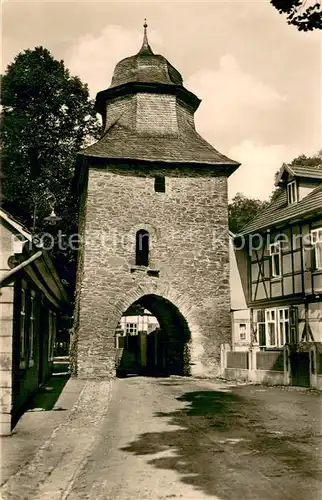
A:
[311,227,322,270]
[48,311,56,361]
[289,307,298,344]
[265,309,277,347]
[19,285,27,369]
[256,307,291,348]
[238,323,247,341]
[287,180,298,204]
[255,309,265,346]
[126,323,137,335]
[28,291,36,367]
[269,242,281,278]
[278,308,289,346]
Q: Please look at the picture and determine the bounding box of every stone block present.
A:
[0,302,14,321]
[0,353,12,371]
[0,316,14,337]
[0,286,14,303]
[0,413,11,436]
[0,386,12,413]
[75,166,231,378]
[0,370,13,388]
[0,334,13,353]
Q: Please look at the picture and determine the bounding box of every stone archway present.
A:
[116,294,191,376]
[74,279,209,379]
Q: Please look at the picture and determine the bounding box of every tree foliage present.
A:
[271,0,322,31]
[2,46,100,223]
[1,46,101,288]
[288,151,322,167]
[228,193,268,234]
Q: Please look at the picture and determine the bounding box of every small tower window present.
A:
[136,230,149,267]
[154,176,165,193]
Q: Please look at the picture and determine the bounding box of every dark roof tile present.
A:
[289,164,322,179]
[80,121,239,170]
[239,183,322,235]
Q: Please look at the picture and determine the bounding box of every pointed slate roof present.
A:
[139,19,154,55]
[109,21,183,88]
[79,22,240,174]
[81,120,239,167]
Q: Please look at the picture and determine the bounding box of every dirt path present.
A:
[66,377,322,500]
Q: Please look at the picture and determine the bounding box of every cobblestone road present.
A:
[65,377,321,500]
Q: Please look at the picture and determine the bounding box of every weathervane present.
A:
[139,18,153,55]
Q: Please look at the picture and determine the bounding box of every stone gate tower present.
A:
[72,23,240,378]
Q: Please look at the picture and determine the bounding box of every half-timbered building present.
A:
[224,163,322,387]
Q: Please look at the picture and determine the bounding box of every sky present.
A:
[2,0,321,201]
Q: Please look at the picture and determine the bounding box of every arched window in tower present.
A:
[136,230,149,267]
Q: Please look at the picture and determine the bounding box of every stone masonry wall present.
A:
[76,164,231,378]
[70,172,88,377]
[0,223,15,434]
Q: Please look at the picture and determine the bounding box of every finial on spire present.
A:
[138,18,153,55]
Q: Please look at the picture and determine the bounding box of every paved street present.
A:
[65,377,321,500]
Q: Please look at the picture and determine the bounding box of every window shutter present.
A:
[269,256,273,278]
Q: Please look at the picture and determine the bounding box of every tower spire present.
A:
[138,18,154,55]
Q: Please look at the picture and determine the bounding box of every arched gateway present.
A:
[71,23,240,378]
[116,294,191,376]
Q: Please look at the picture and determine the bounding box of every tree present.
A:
[2,46,100,224]
[270,0,322,31]
[1,46,101,289]
[288,152,322,167]
[228,193,268,234]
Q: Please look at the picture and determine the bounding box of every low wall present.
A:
[226,351,248,369]
[256,351,284,371]
[315,375,322,390]
[254,370,285,386]
[224,368,249,381]
[221,343,322,389]
[318,353,322,374]
[224,368,285,385]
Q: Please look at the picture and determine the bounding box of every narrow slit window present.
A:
[136,230,149,267]
[154,176,165,193]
